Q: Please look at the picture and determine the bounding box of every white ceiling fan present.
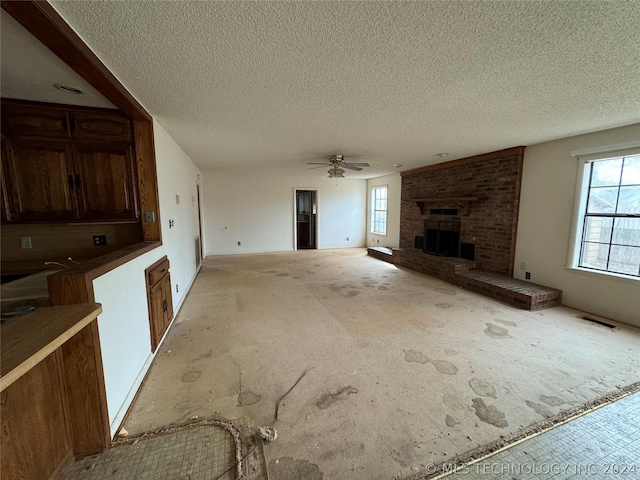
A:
[307,154,370,178]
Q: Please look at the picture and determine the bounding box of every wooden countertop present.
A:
[0,303,102,392]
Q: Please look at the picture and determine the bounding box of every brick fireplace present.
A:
[395,147,525,280]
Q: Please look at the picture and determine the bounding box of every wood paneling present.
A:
[1,350,72,480]
[72,112,132,142]
[1,223,143,275]
[60,322,110,456]
[134,120,161,241]
[1,303,102,391]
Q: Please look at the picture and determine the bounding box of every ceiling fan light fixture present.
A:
[327,167,345,178]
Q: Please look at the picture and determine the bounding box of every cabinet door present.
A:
[149,280,166,352]
[1,101,70,138]
[162,273,174,330]
[1,138,12,222]
[71,112,132,142]
[3,139,78,222]
[73,142,139,221]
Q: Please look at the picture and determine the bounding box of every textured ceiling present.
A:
[0,10,115,109]
[49,1,640,178]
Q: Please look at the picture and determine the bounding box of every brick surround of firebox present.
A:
[398,147,525,277]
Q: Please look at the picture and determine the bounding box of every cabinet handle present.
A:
[162,299,168,312]
[160,268,166,273]
[75,174,81,189]
[68,175,74,190]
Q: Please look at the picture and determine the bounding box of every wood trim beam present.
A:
[134,121,162,241]
[401,147,526,176]
[1,0,151,121]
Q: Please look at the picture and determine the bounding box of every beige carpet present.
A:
[123,248,640,479]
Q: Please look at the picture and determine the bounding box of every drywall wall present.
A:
[366,173,401,248]
[203,173,367,255]
[93,247,164,434]
[515,123,640,327]
[153,118,204,307]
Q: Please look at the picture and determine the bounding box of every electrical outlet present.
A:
[377,239,380,243]
[176,284,179,293]
[344,236,349,241]
[20,237,32,249]
[520,262,526,270]
[145,211,155,222]
[525,272,531,280]
[93,235,107,246]
[237,241,241,246]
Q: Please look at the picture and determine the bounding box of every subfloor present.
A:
[123,248,640,479]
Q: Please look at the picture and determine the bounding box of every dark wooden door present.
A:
[73,142,139,220]
[3,139,77,222]
[296,190,316,249]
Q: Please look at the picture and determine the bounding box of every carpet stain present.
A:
[446,415,460,427]
[434,287,457,295]
[404,350,458,375]
[328,285,361,297]
[472,398,509,428]
[494,318,517,327]
[484,323,511,339]
[317,386,359,409]
[238,391,261,406]
[195,349,213,361]
[526,400,554,417]
[444,394,467,412]
[469,378,497,399]
[436,303,452,309]
[268,457,323,480]
[276,273,289,277]
[378,285,389,291]
[319,441,365,461]
[539,394,567,406]
[181,371,202,383]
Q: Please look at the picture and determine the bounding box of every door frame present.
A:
[293,188,318,250]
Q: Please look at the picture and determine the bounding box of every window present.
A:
[371,186,388,235]
[577,154,640,277]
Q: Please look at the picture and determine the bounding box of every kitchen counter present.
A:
[0,302,102,392]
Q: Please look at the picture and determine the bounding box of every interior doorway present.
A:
[295,190,317,249]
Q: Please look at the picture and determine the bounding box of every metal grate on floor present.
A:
[62,421,262,480]
[421,389,640,480]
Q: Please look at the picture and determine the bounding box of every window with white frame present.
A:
[577,154,640,277]
[371,186,388,235]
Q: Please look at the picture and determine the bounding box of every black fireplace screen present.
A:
[424,220,460,257]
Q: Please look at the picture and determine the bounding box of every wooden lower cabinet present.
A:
[146,256,174,351]
[1,350,72,480]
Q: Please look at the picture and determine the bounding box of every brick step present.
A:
[456,270,562,311]
[367,247,395,264]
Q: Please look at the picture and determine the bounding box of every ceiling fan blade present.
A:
[307,162,331,165]
[345,163,369,167]
[343,165,363,171]
[307,165,329,170]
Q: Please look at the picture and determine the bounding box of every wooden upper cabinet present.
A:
[74,142,139,220]
[1,99,140,224]
[2,139,78,222]
[71,112,132,142]
[1,102,70,139]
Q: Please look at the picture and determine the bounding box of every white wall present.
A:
[203,173,367,255]
[92,120,204,436]
[515,123,640,327]
[153,118,204,305]
[93,248,164,434]
[366,173,401,248]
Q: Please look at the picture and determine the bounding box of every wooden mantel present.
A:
[411,197,482,215]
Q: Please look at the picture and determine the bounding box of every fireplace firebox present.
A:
[424,220,460,257]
